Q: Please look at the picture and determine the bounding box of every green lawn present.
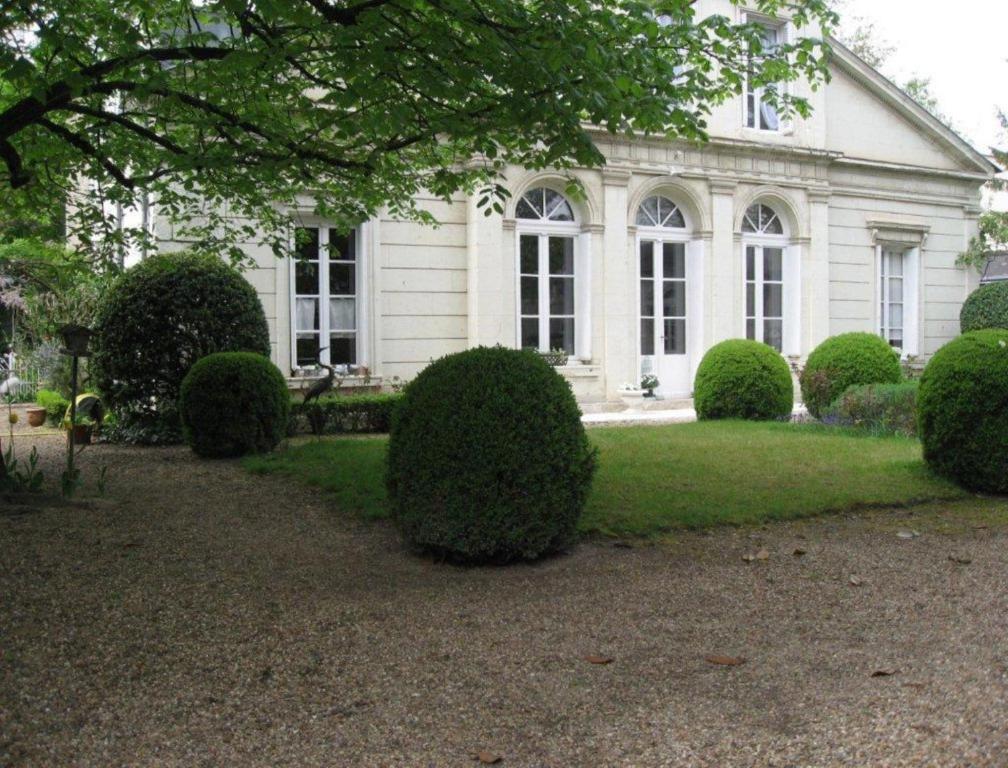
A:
[244,422,966,537]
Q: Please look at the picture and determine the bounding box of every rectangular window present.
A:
[292,226,359,370]
[745,244,784,352]
[880,248,905,349]
[640,241,655,356]
[520,233,576,356]
[745,22,782,132]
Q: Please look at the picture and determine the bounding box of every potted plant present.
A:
[26,407,47,427]
[65,414,94,445]
[538,348,569,367]
[641,374,659,398]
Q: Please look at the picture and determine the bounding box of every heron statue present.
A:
[302,348,337,407]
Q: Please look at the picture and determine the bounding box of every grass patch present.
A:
[244,422,967,535]
[244,437,388,519]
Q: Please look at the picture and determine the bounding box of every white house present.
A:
[153,12,998,406]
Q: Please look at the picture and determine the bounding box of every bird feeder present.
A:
[58,324,93,357]
[57,323,93,495]
[980,251,1008,285]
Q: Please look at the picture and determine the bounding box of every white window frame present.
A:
[289,224,366,372]
[876,244,920,357]
[741,202,799,355]
[514,187,588,361]
[743,14,788,134]
[743,241,787,351]
[635,199,692,361]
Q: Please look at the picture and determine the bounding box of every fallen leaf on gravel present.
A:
[705,654,745,666]
[871,668,898,677]
[792,548,807,557]
[896,530,920,540]
[849,575,864,587]
[742,549,770,562]
[902,682,927,689]
[474,751,502,764]
[584,655,613,665]
[948,554,972,565]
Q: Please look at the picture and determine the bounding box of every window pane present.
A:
[889,277,903,303]
[516,196,540,220]
[329,263,355,295]
[520,276,539,316]
[763,283,783,319]
[746,93,756,129]
[746,319,756,341]
[763,248,783,281]
[329,333,356,366]
[295,227,319,260]
[760,101,780,131]
[664,319,686,355]
[886,251,903,277]
[549,318,575,355]
[548,237,574,275]
[663,243,685,279]
[888,332,903,348]
[550,277,574,315]
[295,260,319,295]
[639,196,660,227]
[641,319,654,356]
[889,303,903,330]
[295,298,319,331]
[640,241,655,278]
[328,230,355,262]
[640,279,654,317]
[520,235,538,274]
[521,317,539,349]
[544,189,574,221]
[746,282,755,317]
[764,319,783,352]
[746,246,756,279]
[329,298,355,331]
[663,281,685,318]
[296,334,320,366]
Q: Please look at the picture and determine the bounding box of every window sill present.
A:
[287,374,382,391]
[556,362,601,379]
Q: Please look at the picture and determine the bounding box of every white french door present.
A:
[639,238,692,396]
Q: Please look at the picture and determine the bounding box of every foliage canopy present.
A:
[0,0,834,265]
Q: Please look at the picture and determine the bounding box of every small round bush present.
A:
[179,352,289,458]
[918,329,1008,492]
[387,347,596,564]
[800,332,902,418]
[960,282,1008,333]
[693,339,793,421]
[92,251,270,441]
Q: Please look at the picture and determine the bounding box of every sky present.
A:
[836,0,1007,155]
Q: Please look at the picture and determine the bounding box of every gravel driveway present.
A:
[2,435,1007,767]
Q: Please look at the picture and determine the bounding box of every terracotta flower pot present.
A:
[27,407,47,427]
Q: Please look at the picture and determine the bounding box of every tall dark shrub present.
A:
[387,347,597,564]
[960,282,1008,333]
[800,332,902,419]
[918,329,1008,493]
[180,352,289,458]
[693,339,794,421]
[91,251,270,442]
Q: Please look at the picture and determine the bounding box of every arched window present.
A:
[742,203,784,236]
[516,187,579,357]
[636,196,686,229]
[516,186,575,223]
[741,202,787,351]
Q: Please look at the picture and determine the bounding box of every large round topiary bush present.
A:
[179,352,289,458]
[960,282,1008,333]
[693,339,794,421]
[387,346,597,564]
[800,332,902,419]
[918,329,1008,493]
[92,251,270,442]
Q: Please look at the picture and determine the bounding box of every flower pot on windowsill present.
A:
[619,389,646,410]
[27,407,47,427]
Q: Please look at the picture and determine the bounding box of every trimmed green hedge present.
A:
[693,339,794,421]
[800,332,902,419]
[289,393,403,435]
[960,282,1008,333]
[179,352,289,458]
[823,381,919,437]
[918,329,1008,493]
[92,251,270,443]
[35,389,70,427]
[387,347,596,564]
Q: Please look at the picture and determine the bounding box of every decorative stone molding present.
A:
[708,177,738,194]
[502,218,516,232]
[867,219,930,247]
[601,167,632,187]
[806,188,831,204]
[581,223,606,235]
